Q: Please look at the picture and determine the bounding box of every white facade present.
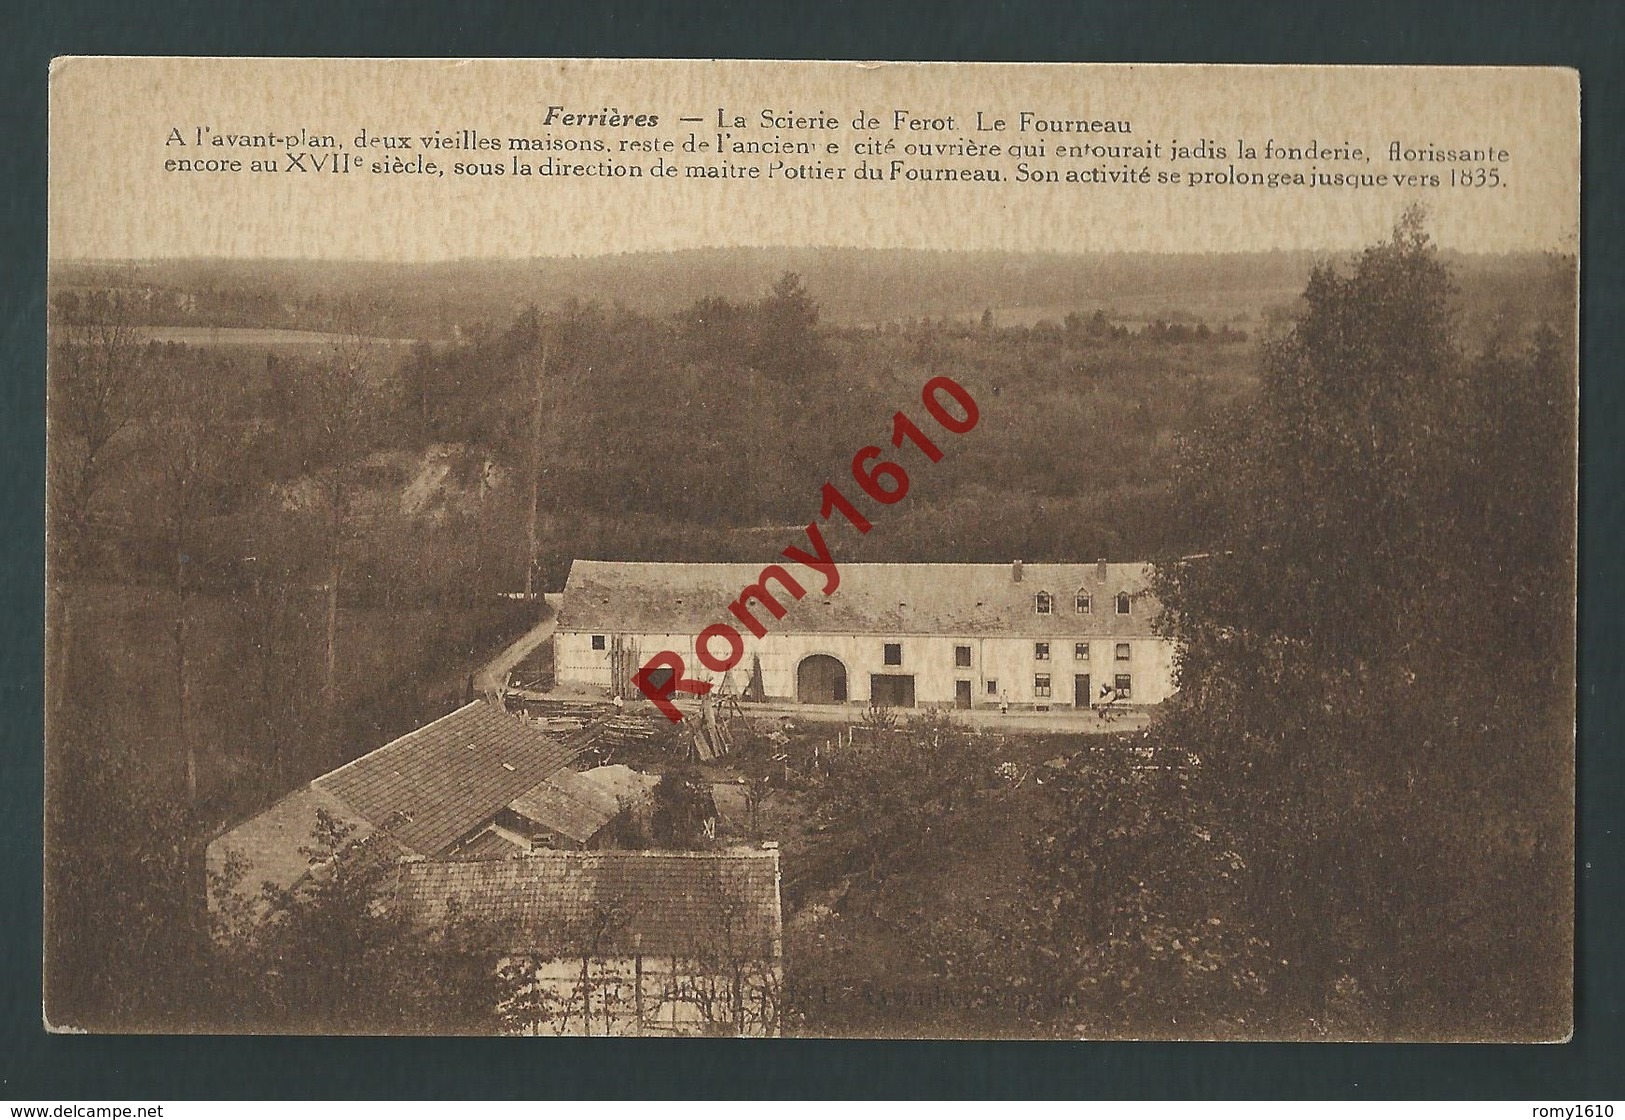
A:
[551,560,1179,711]
[555,627,1175,709]
[496,953,780,1036]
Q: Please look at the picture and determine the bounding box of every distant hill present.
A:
[49,247,1571,341]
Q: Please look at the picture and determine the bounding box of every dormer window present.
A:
[1075,591,1091,614]
[1034,591,1053,615]
[1115,592,1131,616]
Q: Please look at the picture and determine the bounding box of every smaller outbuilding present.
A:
[392,846,783,1036]
[207,699,597,922]
[493,764,660,851]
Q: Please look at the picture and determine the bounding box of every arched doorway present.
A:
[796,654,848,704]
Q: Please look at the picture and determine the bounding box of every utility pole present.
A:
[523,327,550,600]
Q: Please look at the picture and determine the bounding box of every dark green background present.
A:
[3,0,1620,1098]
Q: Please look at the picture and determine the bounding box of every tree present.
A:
[806,710,993,882]
[210,811,500,1033]
[750,272,832,383]
[46,703,206,1031]
[521,310,550,599]
[651,763,718,848]
[46,289,153,710]
[1023,742,1273,1037]
[729,731,780,839]
[47,289,153,572]
[150,371,237,802]
[1136,209,1574,1037]
[307,300,386,712]
[236,542,314,784]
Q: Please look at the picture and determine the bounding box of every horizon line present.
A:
[47,244,1571,267]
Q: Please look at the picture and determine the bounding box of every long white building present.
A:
[552,559,1177,711]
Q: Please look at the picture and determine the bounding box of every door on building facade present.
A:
[796,654,848,704]
[954,679,972,709]
[1074,674,1090,708]
[869,673,916,708]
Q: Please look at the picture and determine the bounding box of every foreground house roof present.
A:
[210,699,595,904]
[557,560,1161,638]
[392,848,783,960]
[314,699,588,856]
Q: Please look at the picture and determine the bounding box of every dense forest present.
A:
[44,228,1575,1034]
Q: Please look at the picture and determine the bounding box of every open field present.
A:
[137,326,417,348]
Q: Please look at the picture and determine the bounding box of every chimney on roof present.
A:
[1097,558,1108,581]
[1012,560,1023,583]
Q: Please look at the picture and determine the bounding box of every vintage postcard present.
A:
[45,59,1577,1040]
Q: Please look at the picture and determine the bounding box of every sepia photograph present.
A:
[43,58,1578,1041]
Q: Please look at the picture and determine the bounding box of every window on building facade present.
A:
[1035,591,1053,615]
[591,634,606,650]
[1115,642,1131,661]
[1075,642,1089,660]
[1034,674,1052,698]
[1116,592,1132,615]
[1115,673,1132,698]
[986,679,999,696]
[954,645,972,668]
[1034,642,1050,660]
[883,642,902,666]
[1075,591,1091,613]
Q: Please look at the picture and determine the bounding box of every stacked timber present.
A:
[509,697,605,734]
[597,712,665,751]
[688,692,734,762]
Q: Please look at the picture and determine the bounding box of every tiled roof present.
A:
[313,699,592,856]
[557,560,1161,638]
[508,765,660,845]
[393,848,782,960]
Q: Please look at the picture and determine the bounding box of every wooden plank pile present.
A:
[597,711,665,751]
[510,697,671,753]
[512,697,605,734]
[689,693,733,762]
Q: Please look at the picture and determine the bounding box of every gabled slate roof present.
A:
[313,699,588,856]
[556,560,1161,638]
[208,700,608,922]
[393,848,782,960]
[508,765,660,845]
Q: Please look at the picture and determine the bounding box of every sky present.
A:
[49,58,1579,261]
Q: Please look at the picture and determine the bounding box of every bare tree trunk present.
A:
[473,456,489,608]
[324,558,341,711]
[523,335,549,599]
[174,498,195,803]
[323,469,345,713]
[246,565,276,779]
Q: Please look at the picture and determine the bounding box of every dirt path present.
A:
[472,603,556,701]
